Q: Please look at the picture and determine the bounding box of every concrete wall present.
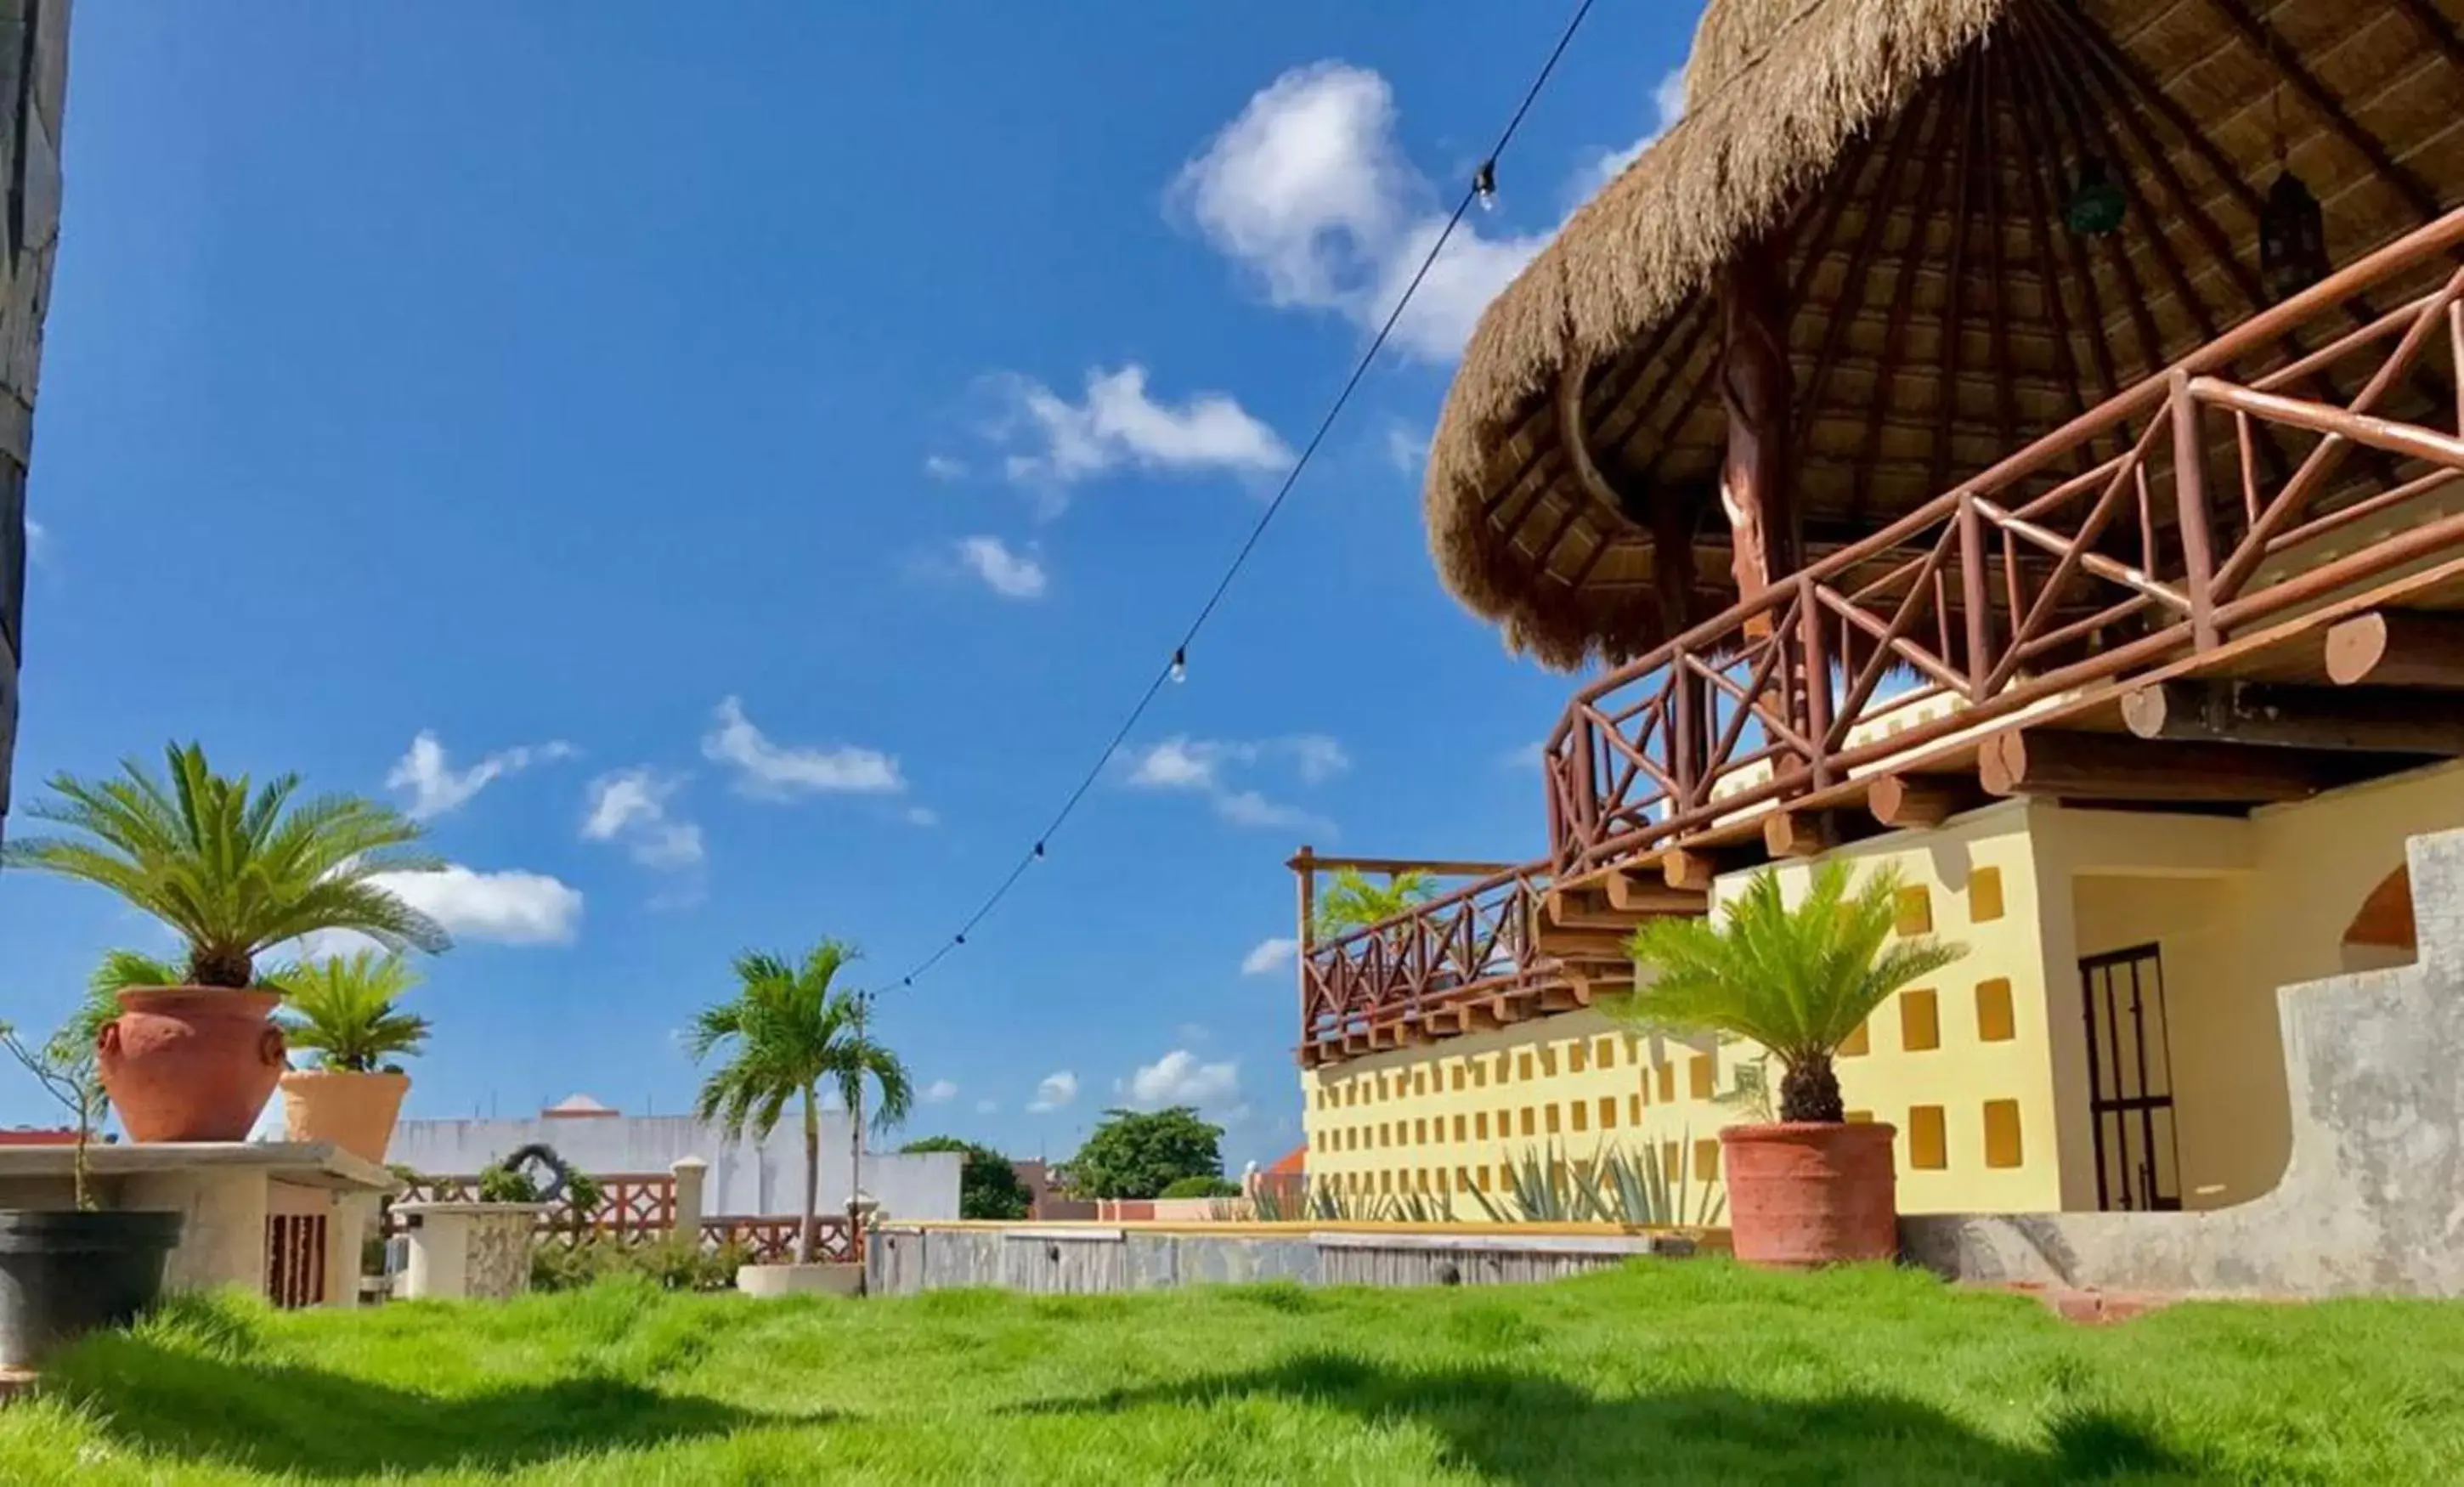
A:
[388,1112,961,1222]
[1904,824,2464,1297]
[867,1223,1698,1297]
[2032,756,2464,1209]
[0,0,71,841]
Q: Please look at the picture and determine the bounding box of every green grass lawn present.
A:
[5,1262,2462,1484]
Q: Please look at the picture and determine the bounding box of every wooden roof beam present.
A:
[2199,0,2444,223]
[2325,610,2464,687]
[1979,727,2333,803]
[1868,772,1988,829]
[2123,679,2464,754]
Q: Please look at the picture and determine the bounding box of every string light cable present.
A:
[894,0,1600,992]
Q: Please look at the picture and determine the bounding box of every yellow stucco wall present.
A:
[1300,801,2066,1218]
[1299,758,2464,1221]
[2036,755,2464,1210]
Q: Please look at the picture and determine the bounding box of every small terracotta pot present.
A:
[278,1069,410,1164]
[98,989,287,1143]
[1719,1121,1899,1267]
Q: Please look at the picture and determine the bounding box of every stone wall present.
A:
[0,0,70,842]
[1903,827,2464,1297]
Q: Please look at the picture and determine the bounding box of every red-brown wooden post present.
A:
[1958,493,1992,699]
[1289,845,1316,1050]
[2169,369,2219,648]
[1720,244,1799,624]
[1800,573,1833,788]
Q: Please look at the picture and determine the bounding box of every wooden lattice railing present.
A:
[1550,210,2464,878]
[1300,862,1556,1060]
[1301,210,2464,1065]
[383,1172,857,1260]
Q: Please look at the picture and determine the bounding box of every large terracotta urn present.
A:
[1719,1122,1899,1267]
[98,989,287,1143]
[278,1069,410,1164]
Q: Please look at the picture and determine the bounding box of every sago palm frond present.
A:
[3,743,449,987]
[280,950,432,1072]
[1611,861,1964,1121]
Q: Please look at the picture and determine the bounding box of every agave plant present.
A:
[1613,861,1964,1122]
[3,743,449,989]
[1465,1142,1726,1228]
[280,950,432,1073]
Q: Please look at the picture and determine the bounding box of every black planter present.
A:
[0,1209,184,1369]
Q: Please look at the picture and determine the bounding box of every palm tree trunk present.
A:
[1778,1052,1845,1123]
[797,1085,818,1265]
[848,1077,863,1256]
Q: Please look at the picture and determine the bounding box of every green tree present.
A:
[901,1136,1032,1219]
[280,950,431,1072]
[1314,868,1437,938]
[3,743,448,988]
[690,941,914,1264]
[1058,1107,1224,1200]
[1612,862,1965,1122]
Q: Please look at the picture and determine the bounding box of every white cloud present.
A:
[953,535,1048,600]
[386,731,575,821]
[1383,423,1427,472]
[1125,1049,1240,1109]
[1177,62,1687,364]
[703,696,904,798]
[920,1079,958,1105]
[370,864,583,946]
[975,1098,999,1115]
[923,454,967,481]
[580,768,705,868]
[1214,789,1331,835]
[1174,61,1549,362]
[992,365,1291,495]
[904,805,941,828]
[1569,69,1689,201]
[1118,734,1345,836]
[1241,936,1298,975]
[23,517,48,563]
[1501,740,1547,771]
[1027,1071,1078,1113]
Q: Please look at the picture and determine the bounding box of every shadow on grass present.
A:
[44,1332,805,1478]
[1014,1353,2194,1484]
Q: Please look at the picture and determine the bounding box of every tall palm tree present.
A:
[689,941,914,1264]
[1613,861,1965,1122]
[279,950,431,1072]
[1314,868,1438,938]
[3,743,448,988]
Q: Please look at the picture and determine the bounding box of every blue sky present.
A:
[2,3,1693,1168]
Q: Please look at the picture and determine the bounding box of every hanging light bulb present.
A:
[2064,155,2126,238]
[1472,159,1498,212]
[2257,86,2327,304]
[1169,647,1188,684]
[1032,841,1047,859]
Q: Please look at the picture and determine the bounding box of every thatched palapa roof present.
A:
[1427,0,2464,668]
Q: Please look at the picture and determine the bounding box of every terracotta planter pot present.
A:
[98,989,287,1143]
[279,1069,410,1164]
[1719,1121,1899,1267]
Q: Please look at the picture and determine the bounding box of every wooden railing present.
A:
[1549,210,2464,878]
[1299,211,2464,1065]
[383,1173,856,1260]
[1299,861,1556,1060]
[701,1215,859,1264]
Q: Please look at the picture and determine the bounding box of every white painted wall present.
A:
[388,1112,960,1221]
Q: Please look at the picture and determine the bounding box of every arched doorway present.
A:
[2342,866,2418,974]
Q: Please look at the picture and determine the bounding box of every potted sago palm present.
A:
[0,963,182,1368]
[1613,861,1963,1266]
[276,950,432,1163]
[3,743,448,1142]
